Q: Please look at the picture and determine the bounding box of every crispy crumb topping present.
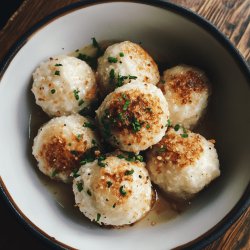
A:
[160,70,209,105]
[152,128,203,169]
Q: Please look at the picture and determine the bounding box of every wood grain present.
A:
[0,0,249,249]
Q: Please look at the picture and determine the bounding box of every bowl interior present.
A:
[0,2,249,250]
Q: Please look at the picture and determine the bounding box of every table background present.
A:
[0,0,249,249]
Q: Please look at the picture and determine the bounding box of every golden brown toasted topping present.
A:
[160,70,208,104]
[101,90,163,142]
[153,129,203,168]
[41,136,85,174]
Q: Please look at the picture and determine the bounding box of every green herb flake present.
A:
[55,63,63,66]
[135,154,144,162]
[117,154,125,159]
[78,99,84,106]
[54,70,60,76]
[50,89,56,94]
[107,181,112,188]
[97,155,106,168]
[77,182,83,192]
[160,79,165,84]
[167,119,171,126]
[181,133,188,138]
[77,134,82,140]
[125,169,134,175]
[83,122,95,131]
[92,139,96,145]
[119,185,127,196]
[71,169,80,178]
[123,100,130,111]
[128,75,137,80]
[92,37,100,49]
[174,124,180,131]
[51,169,58,177]
[112,203,116,208]
[119,52,124,57]
[108,57,118,63]
[73,89,80,100]
[131,117,141,133]
[146,124,150,129]
[109,69,115,85]
[87,189,92,196]
[96,213,101,222]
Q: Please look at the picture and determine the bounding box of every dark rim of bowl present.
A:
[0,0,249,249]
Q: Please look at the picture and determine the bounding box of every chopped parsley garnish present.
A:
[54,70,60,76]
[181,126,188,138]
[92,37,100,50]
[119,185,127,196]
[107,181,112,188]
[73,89,80,100]
[108,56,118,63]
[167,119,171,126]
[125,169,134,175]
[78,99,84,106]
[146,124,150,129]
[131,117,141,132]
[77,53,93,64]
[174,124,180,131]
[117,154,125,159]
[123,100,130,111]
[91,37,103,56]
[128,75,137,80]
[83,122,95,130]
[77,134,82,140]
[55,63,63,66]
[80,147,97,165]
[119,52,124,57]
[77,182,83,192]
[50,89,56,94]
[71,169,80,178]
[97,155,106,167]
[87,189,92,196]
[117,152,143,162]
[92,139,96,145]
[109,69,115,85]
[96,213,101,222]
[51,169,58,177]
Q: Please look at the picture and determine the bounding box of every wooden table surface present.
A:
[0,0,249,249]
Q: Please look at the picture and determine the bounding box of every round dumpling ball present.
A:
[73,152,154,226]
[96,82,169,153]
[32,114,99,183]
[158,65,211,129]
[97,41,160,95]
[32,55,97,117]
[146,127,220,200]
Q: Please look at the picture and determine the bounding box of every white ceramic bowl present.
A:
[0,1,249,249]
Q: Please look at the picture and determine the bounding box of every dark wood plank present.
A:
[0,0,249,250]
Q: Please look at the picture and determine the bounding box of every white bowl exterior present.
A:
[0,2,249,250]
